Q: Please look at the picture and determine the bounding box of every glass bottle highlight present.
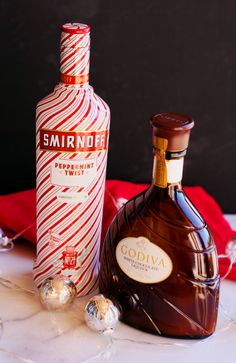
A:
[99,113,219,338]
[34,23,110,296]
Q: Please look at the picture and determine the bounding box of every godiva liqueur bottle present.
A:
[99,113,219,339]
[34,23,110,296]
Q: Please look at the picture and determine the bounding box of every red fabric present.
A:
[0,180,235,280]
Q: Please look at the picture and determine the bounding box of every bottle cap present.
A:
[60,22,90,84]
[61,23,90,35]
[150,112,194,152]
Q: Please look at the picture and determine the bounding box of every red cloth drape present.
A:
[0,180,235,279]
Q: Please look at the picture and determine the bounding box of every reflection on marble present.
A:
[0,216,235,363]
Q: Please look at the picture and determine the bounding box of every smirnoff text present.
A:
[40,129,108,152]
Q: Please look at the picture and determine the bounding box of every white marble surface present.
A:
[0,216,236,363]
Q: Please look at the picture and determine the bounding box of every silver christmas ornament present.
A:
[226,237,236,263]
[84,294,120,334]
[0,228,14,252]
[39,275,77,311]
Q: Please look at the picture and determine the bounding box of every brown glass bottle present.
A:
[99,113,220,339]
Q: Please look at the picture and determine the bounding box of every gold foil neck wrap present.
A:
[153,137,168,188]
[153,136,168,151]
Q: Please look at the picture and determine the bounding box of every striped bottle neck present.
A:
[60,30,90,86]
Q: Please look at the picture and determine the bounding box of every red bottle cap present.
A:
[61,23,90,35]
[150,112,195,152]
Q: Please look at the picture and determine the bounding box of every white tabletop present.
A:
[0,216,236,363]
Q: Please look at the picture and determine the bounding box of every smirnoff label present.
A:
[116,236,173,284]
[40,128,109,153]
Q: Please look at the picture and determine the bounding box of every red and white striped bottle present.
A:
[33,23,110,296]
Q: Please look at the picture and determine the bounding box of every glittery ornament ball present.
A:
[39,275,77,311]
[84,294,120,334]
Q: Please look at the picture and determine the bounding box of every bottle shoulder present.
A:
[36,83,110,129]
[145,186,206,230]
[109,186,214,252]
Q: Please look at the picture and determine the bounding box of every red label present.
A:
[60,73,89,85]
[40,129,109,152]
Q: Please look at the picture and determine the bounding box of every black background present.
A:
[1,0,236,212]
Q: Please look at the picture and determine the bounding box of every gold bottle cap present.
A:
[150,112,194,152]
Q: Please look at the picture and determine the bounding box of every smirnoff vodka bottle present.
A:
[34,23,110,296]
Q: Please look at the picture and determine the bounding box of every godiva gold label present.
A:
[116,236,173,284]
[153,137,168,188]
[153,151,167,188]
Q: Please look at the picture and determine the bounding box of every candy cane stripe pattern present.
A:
[33,23,110,296]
